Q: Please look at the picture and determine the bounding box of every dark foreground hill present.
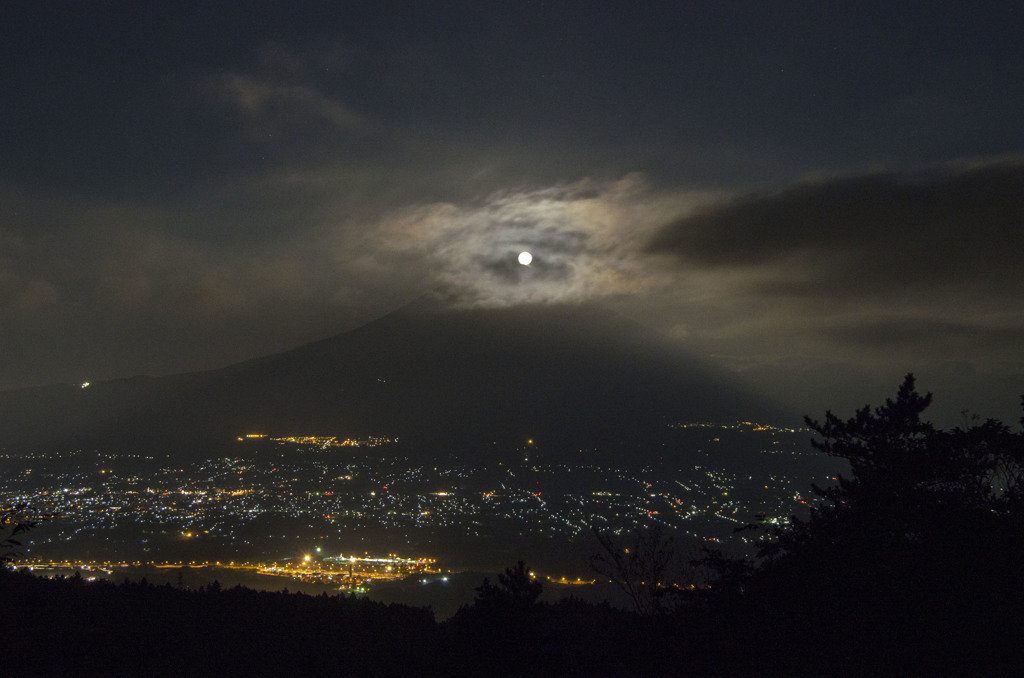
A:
[4,560,1019,677]
[0,567,663,676]
[0,299,786,458]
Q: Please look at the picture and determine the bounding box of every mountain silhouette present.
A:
[0,298,787,458]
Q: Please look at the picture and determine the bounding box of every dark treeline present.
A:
[1,570,437,675]
[5,375,1024,675]
[0,568,664,676]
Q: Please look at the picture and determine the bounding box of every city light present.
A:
[1,421,835,595]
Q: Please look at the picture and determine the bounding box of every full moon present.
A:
[518,251,533,266]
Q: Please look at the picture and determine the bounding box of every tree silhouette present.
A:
[702,374,1024,673]
[0,503,43,565]
[750,374,1024,571]
[474,560,542,609]
[688,544,751,594]
[591,524,691,614]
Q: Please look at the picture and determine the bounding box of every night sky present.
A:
[2,1,1022,424]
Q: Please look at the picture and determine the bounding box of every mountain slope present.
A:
[0,299,787,457]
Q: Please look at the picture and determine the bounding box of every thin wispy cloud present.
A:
[374,176,692,307]
[211,72,372,136]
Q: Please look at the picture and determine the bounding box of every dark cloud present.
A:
[636,161,1024,424]
[648,161,1024,300]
